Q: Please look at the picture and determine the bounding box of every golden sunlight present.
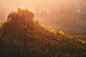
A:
[59,31,64,34]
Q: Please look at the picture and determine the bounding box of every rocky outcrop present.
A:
[7,8,34,23]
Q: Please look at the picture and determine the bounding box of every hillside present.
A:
[0,0,86,35]
[36,13,86,35]
[0,8,86,57]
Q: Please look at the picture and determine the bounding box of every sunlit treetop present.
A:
[59,31,64,34]
[17,8,29,13]
[7,8,34,23]
[17,8,34,17]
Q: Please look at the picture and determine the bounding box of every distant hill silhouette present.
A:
[0,8,86,57]
[36,13,86,35]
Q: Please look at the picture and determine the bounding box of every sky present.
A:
[0,0,84,21]
[0,0,52,20]
[0,0,57,10]
[0,0,58,21]
[0,0,74,11]
[0,0,33,20]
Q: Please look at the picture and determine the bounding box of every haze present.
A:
[0,0,53,20]
[0,0,81,21]
[0,0,86,34]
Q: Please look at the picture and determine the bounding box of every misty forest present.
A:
[0,0,86,57]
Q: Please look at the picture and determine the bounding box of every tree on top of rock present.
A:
[7,8,34,24]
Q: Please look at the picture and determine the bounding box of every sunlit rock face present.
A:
[7,8,34,23]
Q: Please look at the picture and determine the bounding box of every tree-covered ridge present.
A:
[0,8,86,57]
[7,8,34,23]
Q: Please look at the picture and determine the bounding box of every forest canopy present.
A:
[0,8,86,57]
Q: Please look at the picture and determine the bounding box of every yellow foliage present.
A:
[0,8,86,57]
[59,31,64,34]
[41,24,56,34]
[82,41,85,44]
[78,39,83,42]
[71,37,73,38]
